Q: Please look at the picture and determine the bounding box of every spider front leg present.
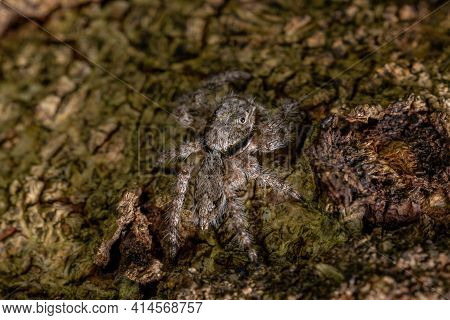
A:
[201,70,252,88]
[163,161,194,259]
[249,99,305,153]
[249,123,292,153]
[157,140,202,165]
[225,195,257,262]
[246,156,301,201]
[257,171,302,201]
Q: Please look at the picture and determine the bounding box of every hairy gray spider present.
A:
[159,71,304,261]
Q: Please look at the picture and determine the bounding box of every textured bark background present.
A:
[0,0,448,299]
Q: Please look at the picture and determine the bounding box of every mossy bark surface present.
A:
[0,0,448,299]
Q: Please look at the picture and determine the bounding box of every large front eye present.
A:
[239,116,247,124]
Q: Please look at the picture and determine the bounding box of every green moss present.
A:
[118,278,141,300]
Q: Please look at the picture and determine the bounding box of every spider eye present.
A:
[239,117,246,124]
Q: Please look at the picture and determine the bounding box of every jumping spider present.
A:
[159,71,304,261]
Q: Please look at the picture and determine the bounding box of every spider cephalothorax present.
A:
[204,96,256,153]
[159,71,304,261]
